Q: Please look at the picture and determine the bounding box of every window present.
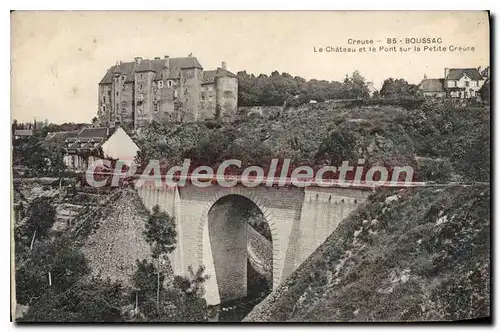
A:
[139,84,143,90]
[153,102,159,113]
[116,91,119,96]
[122,84,126,91]
[121,108,127,115]
[167,80,173,88]
[201,92,206,100]
[173,90,178,98]
[103,96,107,103]
[120,75,125,80]
[107,91,111,97]
[208,85,213,92]
[465,81,470,87]
[158,80,164,89]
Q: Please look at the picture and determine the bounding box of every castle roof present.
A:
[419,78,444,92]
[201,67,238,84]
[99,57,204,84]
[445,68,484,81]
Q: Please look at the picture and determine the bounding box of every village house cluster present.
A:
[418,66,490,99]
[97,54,238,130]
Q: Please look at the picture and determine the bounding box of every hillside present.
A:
[137,100,489,183]
[244,185,490,322]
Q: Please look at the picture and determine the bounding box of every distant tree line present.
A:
[378,78,422,99]
[237,70,370,106]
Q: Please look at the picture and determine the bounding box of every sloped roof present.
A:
[77,127,110,139]
[14,129,33,136]
[201,67,238,84]
[202,70,217,84]
[217,67,237,79]
[64,127,114,153]
[99,57,204,84]
[45,130,79,141]
[446,68,483,81]
[419,78,444,92]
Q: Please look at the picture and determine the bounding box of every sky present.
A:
[11,11,489,124]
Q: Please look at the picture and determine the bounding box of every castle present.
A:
[97,55,238,129]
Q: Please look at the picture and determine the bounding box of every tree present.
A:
[143,205,177,309]
[144,205,177,258]
[19,277,127,322]
[215,104,222,120]
[479,79,490,104]
[130,261,209,322]
[16,239,89,306]
[342,71,370,99]
[25,197,57,243]
[380,78,420,99]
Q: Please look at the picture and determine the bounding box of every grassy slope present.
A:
[244,185,490,322]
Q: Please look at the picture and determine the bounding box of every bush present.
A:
[417,158,453,183]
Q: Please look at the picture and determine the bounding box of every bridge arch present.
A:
[197,187,281,303]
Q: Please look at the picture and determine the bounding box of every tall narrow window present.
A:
[158,80,164,89]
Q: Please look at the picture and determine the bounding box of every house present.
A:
[418,67,487,99]
[62,126,140,172]
[443,68,485,99]
[418,77,446,98]
[13,129,33,138]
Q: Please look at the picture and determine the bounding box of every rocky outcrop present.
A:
[247,224,272,283]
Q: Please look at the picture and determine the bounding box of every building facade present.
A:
[97,55,238,129]
[62,127,140,172]
[419,67,488,99]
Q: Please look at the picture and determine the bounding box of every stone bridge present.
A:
[136,181,373,306]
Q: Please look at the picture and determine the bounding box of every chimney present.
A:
[424,73,427,79]
[134,57,143,65]
[221,61,227,70]
[164,55,170,69]
[444,68,450,79]
[119,61,123,65]
[154,57,160,60]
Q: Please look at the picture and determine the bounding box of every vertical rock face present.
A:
[81,189,152,285]
[247,224,272,283]
[244,186,490,322]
